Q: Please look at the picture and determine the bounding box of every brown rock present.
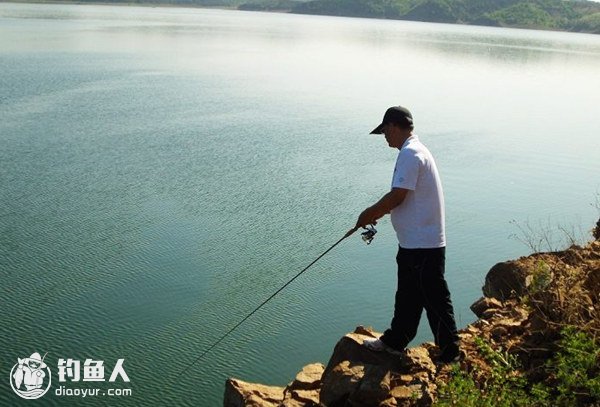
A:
[282,363,324,407]
[318,328,438,406]
[481,308,500,320]
[225,327,436,407]
[507,304,529,321]
[379,397,398,407]
[280,399,304,407]
[390,384,423,402]
[322,329,406,381]
[411,371,430,383]
[491,325,508,341]
[319,360,365,406]
[404,347,436,377]
[470,297,503,318]
[293,389,320,404]
[224,378,284,407]
[288,363,325,391]
[585,265,600,294]
[495,318,525,335]
[392,374,413,385]
[225,231,600,407]
[353,325,379,338]
[420,384,436,406]
[281,389,320,406]
[348,364,392,406]
[483,261,528,300]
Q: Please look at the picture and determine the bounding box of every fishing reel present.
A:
[361,224,377,245]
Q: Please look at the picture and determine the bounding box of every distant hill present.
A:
[286,0,600,33]
[238,0,308,11]
[42,0,600,33]
[239,0,600,34]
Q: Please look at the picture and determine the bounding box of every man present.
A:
[355,105,460,364]
[13,352,47,391]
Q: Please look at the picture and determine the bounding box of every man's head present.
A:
[370,106,414,149]
[26,352,46,370]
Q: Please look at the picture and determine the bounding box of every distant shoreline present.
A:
[0,0,238,11]
[2,0,599,35]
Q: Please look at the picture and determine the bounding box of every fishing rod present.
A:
[178,224,378,380]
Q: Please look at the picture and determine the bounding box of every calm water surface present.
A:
[1,3,599,405]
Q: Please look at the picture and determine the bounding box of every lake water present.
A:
[1,2,599,405]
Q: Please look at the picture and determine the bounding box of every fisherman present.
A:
[355,106,461,364]
[13,352,47,390]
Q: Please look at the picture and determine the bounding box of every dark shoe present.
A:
[363,338,404,356]
[438,345,462,364]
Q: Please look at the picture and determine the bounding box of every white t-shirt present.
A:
[390,135,446,249]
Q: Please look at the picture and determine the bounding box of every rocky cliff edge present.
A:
[224,224,599,406]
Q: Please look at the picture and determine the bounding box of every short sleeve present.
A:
[391,148,420,191]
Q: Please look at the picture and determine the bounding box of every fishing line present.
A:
[178,225,377,380]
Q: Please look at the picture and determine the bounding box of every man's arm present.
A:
[355,188,408,228]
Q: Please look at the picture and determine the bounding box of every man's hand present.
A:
[355,207,379,229]
[354,188,408,229]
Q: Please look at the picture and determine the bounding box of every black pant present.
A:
[381,246,459,353]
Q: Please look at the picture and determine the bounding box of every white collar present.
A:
[400,134,418,150]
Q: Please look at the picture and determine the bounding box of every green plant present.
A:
[549,326,600,405]
[436,363,481,406]
[525,260,552,295]
[436,337,549,406]
[435,327,600,406]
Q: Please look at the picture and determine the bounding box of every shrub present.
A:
[435,327,599,406]
[549,326,600,405]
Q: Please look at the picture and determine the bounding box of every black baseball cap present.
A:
[370,106,413,134]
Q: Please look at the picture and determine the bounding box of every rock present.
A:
[391,384,421,399]
[470,297,503,318]
[490,325,508,341]
[503,321,525,335]
[481,308,500,320]
[347,364,392,406]
[318,328,436,406]
[391,383,433,406]
[319,360,365,406]
[353,325,379,338]
[322,328,406,381]
[288,363,324,391]
[225,228,600,407]
[224,379,284,407]
[225,327,438,407]
[280,398,305,407]
[404,347,436,377]
[584,263,600,294]
[282,389,320,406]
[506,304,529,321]
[379,397,398,407]
[483,261,528,300]
[393,374,414,385]
[282,363,324,407]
